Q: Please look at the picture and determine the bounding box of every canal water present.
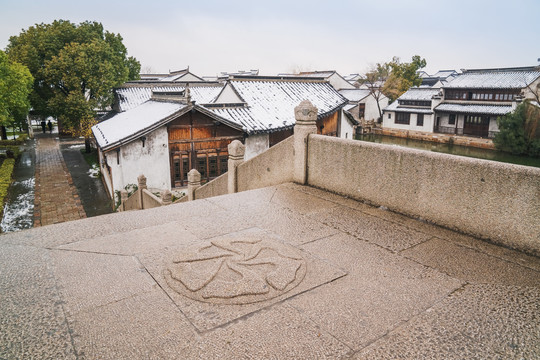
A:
[355,134,540,168]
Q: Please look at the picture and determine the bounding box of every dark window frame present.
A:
[395,112,410,125]
[416,113,424,126]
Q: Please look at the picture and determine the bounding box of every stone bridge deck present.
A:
[1,183,539,359]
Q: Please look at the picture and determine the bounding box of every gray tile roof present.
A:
[443,70,540,89]
[95,79,347,148]
[383,101,433,114]
[435,103,512,116]
[116,86,223,112]
[339,89,371,102]
[398,88,440,101]
[208,79,347,134]
[92,101,188,151]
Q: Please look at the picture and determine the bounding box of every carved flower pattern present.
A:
[165,236,307,304]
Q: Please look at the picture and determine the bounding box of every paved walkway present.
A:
[1,183,539,359]
[34,133,86,226]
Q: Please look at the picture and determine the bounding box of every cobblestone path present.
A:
[34,135,86,226]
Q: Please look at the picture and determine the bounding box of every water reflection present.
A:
[356,134,540,168]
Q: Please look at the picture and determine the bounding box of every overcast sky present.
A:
[1,0,539,77]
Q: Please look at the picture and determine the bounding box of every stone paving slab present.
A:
[140,227,347,331]
[1,183,539,359]
[34,135,86,227]
[289,233,463,350]
[0,244,76,359]
[354,284,540,359]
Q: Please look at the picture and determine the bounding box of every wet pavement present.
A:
[1,183,539,359]
[0,140,36,232]
[1,130,112,233]
[60,140,112,218]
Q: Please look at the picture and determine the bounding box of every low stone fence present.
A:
[118,175,181,211]
[306,134,540,256]
[189,135,294,201]
[188,100,539,255]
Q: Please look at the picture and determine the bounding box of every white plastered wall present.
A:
[340,110,355,139]
[244,133,269,160]
[383,111,434,132]
[362,95,388,122]
[106,126,171,194]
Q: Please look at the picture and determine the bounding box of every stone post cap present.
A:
[294,100,318,123]
[188,169,201,183]
[120,189,129,201]
[228,140,245,159]
[161,190,172,204]
[137,174,147,187]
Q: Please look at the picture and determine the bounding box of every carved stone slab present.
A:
[140,228,347,331]
[165,236,307,305]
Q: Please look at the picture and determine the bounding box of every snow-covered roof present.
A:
[434,103,512,116]
[383,101,433,114]
[398,88,440,101]
[343,109,359,126]
[207,79,347,134]
[97,78,347,147]
[92,101,188,151]
[343,74,361,82]
[339,89,371,102]
[299,72,335,78]
[432,70,458,78]
[116,85,223,112]
[443,69,540,89]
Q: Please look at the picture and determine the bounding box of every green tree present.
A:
[494,100,540,157]
[361,63,391,121]
[382,55,427,102]
[6,20,140,150]
[0,50,33,140]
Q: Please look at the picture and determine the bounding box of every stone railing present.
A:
[190,133,294,200]
[187,100,540,256]
[118,175,178,211]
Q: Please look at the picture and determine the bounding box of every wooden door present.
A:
[464,115,489,138]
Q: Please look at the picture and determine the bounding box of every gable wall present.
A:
[214,84,242,103]
[106,126,171,195]
[329,74,356,90]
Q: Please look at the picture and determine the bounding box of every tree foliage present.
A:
[494,100,540,157]
[382,55,427,103]
[6,20,140,137]
[0,50,33,134]
[361,63,391,121]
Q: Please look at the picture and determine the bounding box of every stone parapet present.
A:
[307,134,540,256]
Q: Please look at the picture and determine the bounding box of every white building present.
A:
[383,66,540,138]
[92,76,346,198]
[382,88,440,133]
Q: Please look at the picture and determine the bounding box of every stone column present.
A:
[137,174,147,209]
[187,169,201,201]
[293,100,318,184]
[120,190,128,212]
[227,140,245,194]
[161,190,172,205]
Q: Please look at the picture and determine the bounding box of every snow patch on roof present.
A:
[92,101,187,150]
[209,80,346,133]
[383,101,433,114]
[435,103,512,116]
[444,71,540,89]
[339,89,371,102]
[398,88,440,101]
[116,86,223,111]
